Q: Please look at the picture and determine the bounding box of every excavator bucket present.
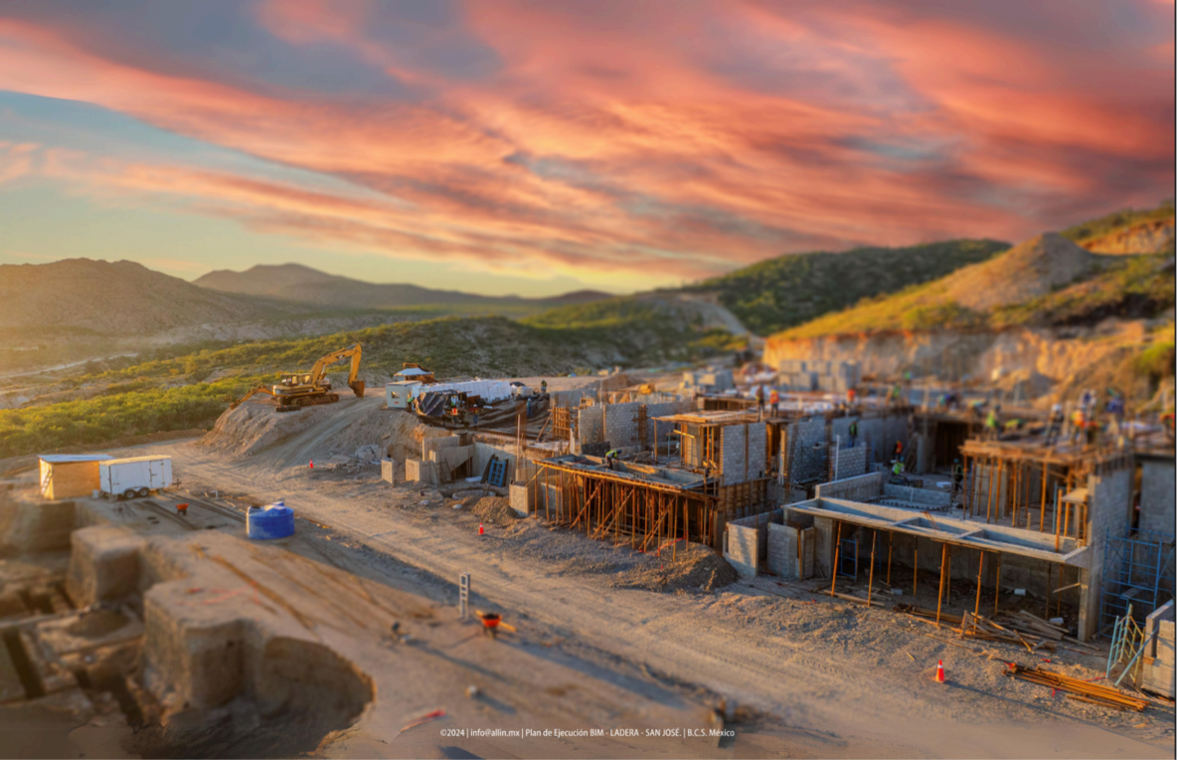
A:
[349,380,366,398]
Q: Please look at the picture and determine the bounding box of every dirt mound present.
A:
[946,233,1102,312]
[201,402,339,458]
[200,399,425,462]
[470,496,520,526]
[612,544,737,593]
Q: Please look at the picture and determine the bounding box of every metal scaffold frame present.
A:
[1099,526,1176,633]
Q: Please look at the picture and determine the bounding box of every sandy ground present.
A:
[40,394,1175,759]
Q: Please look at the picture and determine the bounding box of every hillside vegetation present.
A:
[673,239,1010,335]
[778,237,1174,340]
[0,313,739,459]
[1061,201,1175,244]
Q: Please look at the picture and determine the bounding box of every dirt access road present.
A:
[143,396,1169,759]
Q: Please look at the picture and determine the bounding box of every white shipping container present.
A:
[100,455,173,499]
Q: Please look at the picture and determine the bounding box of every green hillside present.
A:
[675,239,1010,335]
[776,233,1175,341]
[0,313,739,460]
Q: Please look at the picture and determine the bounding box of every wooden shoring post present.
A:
[867,530,878,607]
[935,543,948,627]
[986,457,998,525]
[887,531,893,587]
[1039,459,1049,532]
[830,521,842,597]
[1011,462,1020,527]
[1054,488,1063,552]
[974,550,985,619]
[994,553,1002,616]
[570,481,602,532]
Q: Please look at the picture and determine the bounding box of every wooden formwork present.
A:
[533,463,770,554]
[959,439,1134,546]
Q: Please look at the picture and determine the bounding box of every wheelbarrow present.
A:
[480,612,502,639]
[176,503,189,517]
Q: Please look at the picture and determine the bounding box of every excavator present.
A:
[230,343,366,412]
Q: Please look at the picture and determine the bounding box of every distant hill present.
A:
[672,239,1010,335]
[194,263,612,311]
[776,231,1174,340]
[0,258,291,333]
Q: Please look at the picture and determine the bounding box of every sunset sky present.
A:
[0,1,1173,297]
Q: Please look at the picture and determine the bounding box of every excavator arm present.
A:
[230,385,277,409]
[308,343,365,398]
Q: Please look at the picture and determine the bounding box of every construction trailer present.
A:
[99,456,174,500]
[38,454,113,500]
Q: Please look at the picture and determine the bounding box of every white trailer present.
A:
[100,455,173,500]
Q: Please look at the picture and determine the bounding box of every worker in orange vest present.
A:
[769,388,780,417]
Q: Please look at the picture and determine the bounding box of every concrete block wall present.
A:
[827,443,869,482]
[577,407,603,446]
[430,445,474,482]
[508,482,531,517]
[769,524,815,580]
[784,417,827,484]
[1144,601,1176,699]
[1080,466,1134,640]
[603,402,643,450]
[405,458,437,484]
[380,459,395,485]
[1140,460,1176,537]
[471,441,515,483]
[724,523,759,578]
[814,472,883,501]
[721,422,767,485]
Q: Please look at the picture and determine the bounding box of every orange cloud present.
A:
[0,1,1171,287]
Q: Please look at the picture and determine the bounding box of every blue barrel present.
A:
[247,500,295,540]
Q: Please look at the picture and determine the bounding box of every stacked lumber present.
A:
[960,612,1047,651]
[1004,664,1151,712]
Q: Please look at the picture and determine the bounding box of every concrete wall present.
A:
[421,436,460,460]
[1144,601,1176,699]
[578,407,603,446]
[882,483,950,507]
[828,443,869,481]
[1140,459,1176,537]
[769,523,815,580]
[603,402,644,451]
[784,417,827,484]
[721,422,767,485]
[724,523,758,578]
[814,472,884,501]
[1079,466,1135,640]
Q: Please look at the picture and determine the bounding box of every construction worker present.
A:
[893,439,903,460]
[1070,408,1086,444]
[756,385,765,420]
[847,387,856,406]
[891,459,904,482]
[951,458,963,491]
[1044,404,1064,446]
[605,448,621,470]
[847,419,858,448]
[890,383,902,407]
[541,379,548,396]
[769,388,780,417]
[985,408,1000,440]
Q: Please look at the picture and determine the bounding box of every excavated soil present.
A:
[611,544,739,593]
[945,233,1103,312]
[469,496,520,527]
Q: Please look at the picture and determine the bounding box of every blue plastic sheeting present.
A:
[247,501,295,540]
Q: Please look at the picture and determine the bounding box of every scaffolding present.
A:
[1100,526,1177,633]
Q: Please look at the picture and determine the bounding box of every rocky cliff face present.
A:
[1081,219,1175,255]
[764,319,1157,401]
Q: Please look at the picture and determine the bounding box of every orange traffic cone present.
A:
[935,660,945,683]
[478,523,484,536]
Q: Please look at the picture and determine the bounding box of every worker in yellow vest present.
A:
[769,388,780,417]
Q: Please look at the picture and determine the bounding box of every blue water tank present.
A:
[247,500,295,540]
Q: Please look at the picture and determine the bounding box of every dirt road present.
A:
[132,398,1171,759]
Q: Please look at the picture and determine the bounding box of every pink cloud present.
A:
[0,1,1171,287]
